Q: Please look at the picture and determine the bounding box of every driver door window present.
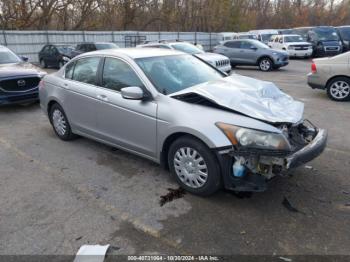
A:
[101,58,144,92]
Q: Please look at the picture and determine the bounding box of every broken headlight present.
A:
[216,122,291,151]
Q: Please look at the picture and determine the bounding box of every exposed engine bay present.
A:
[229,120,319,180]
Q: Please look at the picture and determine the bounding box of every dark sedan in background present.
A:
[70,42,119,58]
[0,45,46,105]
[38,44,74,69]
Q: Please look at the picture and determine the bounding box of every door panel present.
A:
[96,57,157,157]
[62,57,101,135]
[237,41,257,64]
[96,90,157,157]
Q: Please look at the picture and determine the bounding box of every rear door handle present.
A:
[97,94,108,102]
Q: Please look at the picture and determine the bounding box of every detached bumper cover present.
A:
[286,129,328,169]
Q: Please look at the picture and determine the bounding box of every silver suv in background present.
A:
[137,41,231,73]
[213,39,289,71]
[39,48,326,196]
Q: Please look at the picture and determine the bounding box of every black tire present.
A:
[49,103,77,141]
[40,59,47,68]
[326,77,350,101]
[258,57,273,71]
[168,136,222,196]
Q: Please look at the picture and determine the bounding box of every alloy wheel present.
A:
[173,147,208,189]
[52,109,67,136]
[260,59,271,71]
[329,81,350,100]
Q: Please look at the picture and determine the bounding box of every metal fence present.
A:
[0,30,220,63]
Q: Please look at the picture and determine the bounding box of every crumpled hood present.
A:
[171,74,304,124]
[0,62,46,79]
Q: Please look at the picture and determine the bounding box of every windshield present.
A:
[170,43,204,55]
[338,27,350,41]
[314,28,339,41]
[261,34,274,42]
[0,49,22,64]
[136,54,224,95]
[95,43,119,50]
[284,35,304,42]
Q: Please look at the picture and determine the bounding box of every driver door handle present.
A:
[97,94,108,102]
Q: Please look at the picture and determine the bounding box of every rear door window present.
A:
[65,61,75,79]
[224,41,241,48]
[72,57,100,85]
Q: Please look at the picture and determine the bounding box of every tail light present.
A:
[311,61,317,73]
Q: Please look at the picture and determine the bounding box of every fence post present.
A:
[111,31,115,43]
[195,31,197,44]
[46,30,50,44]
[83,31,86,42]
[209,32,212,51]
[2,30,7,46]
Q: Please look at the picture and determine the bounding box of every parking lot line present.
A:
[0,136,188,255]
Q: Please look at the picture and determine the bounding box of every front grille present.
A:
[216,60,230,67]
[324,46,340,51]
[0,77,41,92]
[293,45,309,50]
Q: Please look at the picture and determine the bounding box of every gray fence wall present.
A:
[0,30,220,63]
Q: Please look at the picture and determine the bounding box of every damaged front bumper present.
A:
[216,126,328,192]
[286,129,327,169]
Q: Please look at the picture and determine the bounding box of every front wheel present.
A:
[58,61,64,69]
[49,103,77,140]
[168,136,222,196]
[326,77,350,101]
[259,57,273,71]
[40,59,47,68]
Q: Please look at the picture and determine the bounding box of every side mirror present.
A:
[250,46,258,51]
[21,56,29,62]
[121,86,144,100]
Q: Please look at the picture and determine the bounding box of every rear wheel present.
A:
[168,136,222,196]
[326,77,350,101]
[259,57,273,71]
[49,103,77,140]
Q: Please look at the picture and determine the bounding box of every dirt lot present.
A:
[0,60,350,257]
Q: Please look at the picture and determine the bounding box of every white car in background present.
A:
[137,41,231,73]
[249,29,279,44]
[269,34,313,58]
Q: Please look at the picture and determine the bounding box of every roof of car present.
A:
[80,47,185,59]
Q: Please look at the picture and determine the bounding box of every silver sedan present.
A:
[40,48,327,196]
